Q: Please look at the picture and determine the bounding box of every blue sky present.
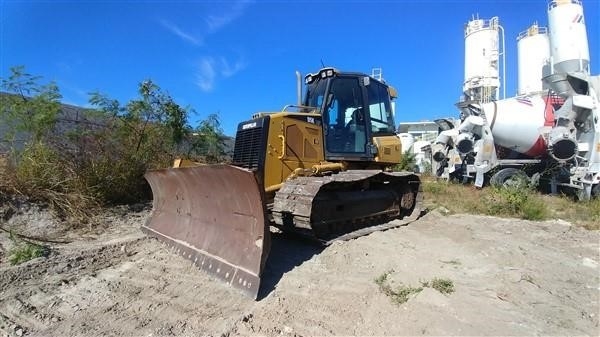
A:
[1,0,598,135]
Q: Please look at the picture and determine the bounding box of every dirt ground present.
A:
[0,203,598,337]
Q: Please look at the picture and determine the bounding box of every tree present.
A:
[85,80,193,203]
[0,66,93,221]
[0,66,62,148]
[190,113,226,163]
[1,66,223,213]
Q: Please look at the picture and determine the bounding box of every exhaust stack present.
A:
[296,71,302,106]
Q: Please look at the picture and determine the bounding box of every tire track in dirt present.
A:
[1,210,599,336]
[1,234,254,337]
[229,212,600,336]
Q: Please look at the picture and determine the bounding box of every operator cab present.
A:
[304,67,397,162]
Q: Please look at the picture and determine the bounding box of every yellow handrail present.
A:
[277,135,286,159]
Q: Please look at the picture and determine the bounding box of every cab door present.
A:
[322,76,372,161]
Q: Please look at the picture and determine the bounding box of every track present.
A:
[272,170,423,243]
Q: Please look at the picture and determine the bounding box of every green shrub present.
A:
[485,186,548,221]
[8,241,50,265]
[421,176,597,229]
[394,151,417,172]
[520,196,549,220]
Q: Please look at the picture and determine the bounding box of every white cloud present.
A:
[220,57,246,78]
[192,0,252,92]
[160,19,202,46]
[196,58,217,92]
[195,55,247,92]
[205,0,253,33]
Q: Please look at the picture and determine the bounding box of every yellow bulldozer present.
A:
[142,67,422,298]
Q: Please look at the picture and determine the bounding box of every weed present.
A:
[8,241,49,265]
[374,270,424,304]
[387,285,423,304]
[422,180,448,194]
[374,269,393,286]
[378,281,423,305]
[422,278,455,294]
[519,197,549,220]
[485,186,549,221]
[439,259,461,265]
[584,198,600,230]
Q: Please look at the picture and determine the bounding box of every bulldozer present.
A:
[142,67,423,298]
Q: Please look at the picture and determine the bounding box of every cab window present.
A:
[367,81,395,135]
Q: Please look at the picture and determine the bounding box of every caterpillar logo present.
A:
[242,122,257,130]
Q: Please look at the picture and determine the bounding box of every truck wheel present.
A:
[490,168,529,189]
[592,183,600,199]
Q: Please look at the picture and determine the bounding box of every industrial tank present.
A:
[548,0,590,74]
[517,24,551,95]
[463,16,502,102]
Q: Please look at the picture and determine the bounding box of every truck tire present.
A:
[592,183,600,199]
[490,168,529,188]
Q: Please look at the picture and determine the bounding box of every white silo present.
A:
[463,16,504,103]
[517,23,551,95]
[547,0,590,74]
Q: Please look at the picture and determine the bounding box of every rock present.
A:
[582,257,598,269]
[436,206,451,215]
[241,313,253,322]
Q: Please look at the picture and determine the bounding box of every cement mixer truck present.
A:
[432,72,600,200]
[432,0,599,200]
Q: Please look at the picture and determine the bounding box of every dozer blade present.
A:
[142,164,270,299]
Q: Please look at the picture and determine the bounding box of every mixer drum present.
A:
[480,95,555,157]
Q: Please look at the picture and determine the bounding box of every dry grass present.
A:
[421,176,599,230]
[538,194,600,230]
[1,143,98,224]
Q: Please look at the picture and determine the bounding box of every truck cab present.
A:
[303,68,399,164]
